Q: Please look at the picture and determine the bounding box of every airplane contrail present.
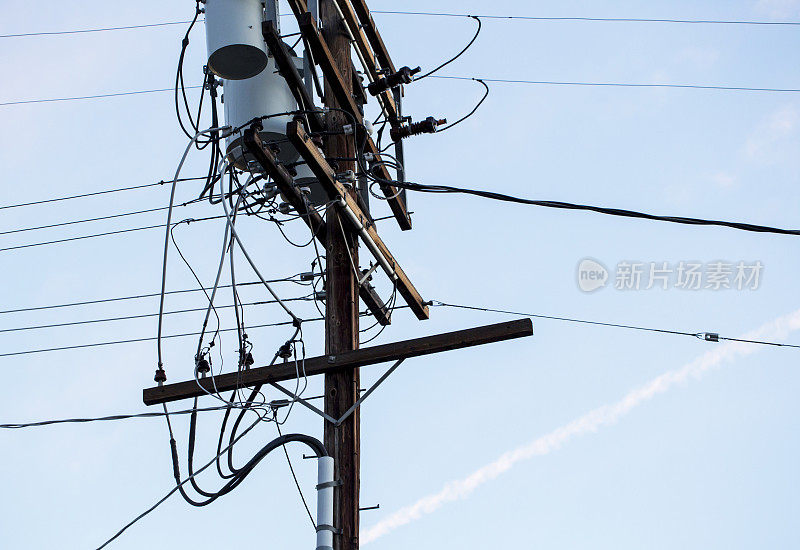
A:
[361,309,800,544]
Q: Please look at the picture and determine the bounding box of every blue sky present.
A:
[0,1,799,548]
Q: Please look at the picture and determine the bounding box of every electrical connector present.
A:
[335,170,356,185]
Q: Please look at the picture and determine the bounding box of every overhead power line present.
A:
[0,215,225,254]
[0,177,206,211]
[0,277,306,316]
[429,75,800,93]
[0,20,194,39]
[388,180,800,236]
[433,301,800,349]
[0,318,321,358]
[0,205,170,236]
[0,296,314,335]
[2,75,799,109]
[371,10,800,26]
[0,86,201,107]
[1,11,797,39]
[0,308,396,358]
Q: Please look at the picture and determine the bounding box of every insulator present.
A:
[367,66,421,96]
[390,116,446,142]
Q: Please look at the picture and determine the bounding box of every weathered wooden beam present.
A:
[349,0,397,74]
[333,0,399,122]
[287,121,429,320]
[243,129,390,326]
[261,21,323,133]
[143,319,533,405]
[296,11,412,231]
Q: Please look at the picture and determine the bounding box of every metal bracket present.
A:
[270,358,406,426]
[316,479,343,490]
[358,262,380,286]
[316,524,343,535]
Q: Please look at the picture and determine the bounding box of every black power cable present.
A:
[98,429,326,548]
[384,180,800,236]
[415,16,482,81]
[174,4,202,140]
[435,78,489,133]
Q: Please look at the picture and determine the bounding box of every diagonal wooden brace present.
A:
[287,121,429,320]
[242,128,391,325]
[294,11,413,231]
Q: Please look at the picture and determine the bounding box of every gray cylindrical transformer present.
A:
[223,55,299,170]
[205,0,268,80]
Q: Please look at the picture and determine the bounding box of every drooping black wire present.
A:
[171,219,223,347]
[98,431,324,548]
[436,78,489,133]
[0,405,236,429]
[174,4,202,139]
[414,16,482,81]
[275,420,316,528]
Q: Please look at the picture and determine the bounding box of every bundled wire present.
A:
[373,179,800,236]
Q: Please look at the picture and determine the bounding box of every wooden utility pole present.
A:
[321,2,361,548]
[142,2,536,547]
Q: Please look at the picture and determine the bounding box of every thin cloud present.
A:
[744,104,799,164]
[362,309,800,544]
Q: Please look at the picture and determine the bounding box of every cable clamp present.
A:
[315,524,342,535]
[316,479,343,490]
